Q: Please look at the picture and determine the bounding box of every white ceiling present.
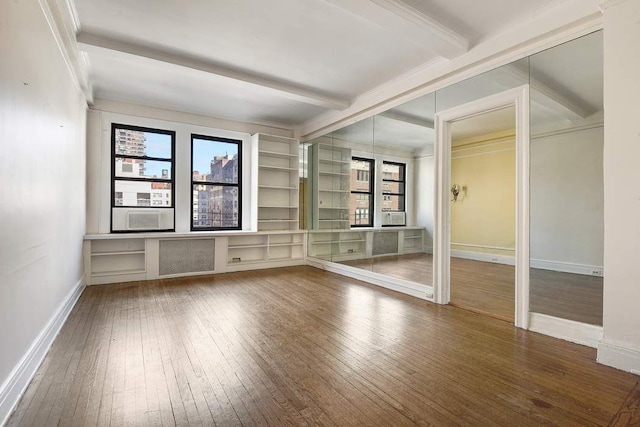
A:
[451,106,515,142]
[74,0,570,129]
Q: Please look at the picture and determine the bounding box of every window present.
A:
[382,161,406,217]
[350,157,374,227]
[111,123,175,231]
[191,134,242,230]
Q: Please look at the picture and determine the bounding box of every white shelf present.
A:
[319,171,350,176]
[270,242,304,247]
[259,185,297,190]
[259,165,298,172]
[91,269,146,278]
[319,158,350,165]
[91,250,145,256]
[228,244,268,249]
[259,150,297,158]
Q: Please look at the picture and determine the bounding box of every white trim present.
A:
[434,86,530,329]
[307,257,433,301]
[597,341,640,375]
[296,4,603,140]
[530,259,603,277]
[451,250,515,266]
[529,313,603,348]
[452,147,515,160]
[37,0,92,103]
[0,277,86,425]
[450,249,604,277]
[77,31,349,111]
[451,242,514,251]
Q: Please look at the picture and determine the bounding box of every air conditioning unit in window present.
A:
[127,210,161,230]
[382,212,406,226]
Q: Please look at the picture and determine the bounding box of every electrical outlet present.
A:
[591,269,602,276]
[232,257,241,263]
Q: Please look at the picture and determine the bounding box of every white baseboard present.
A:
[307,257,433,301]
[451,250,604,277]
[451,249,515,265]
[530,259,603,277]
[597,341,640,375]
[0,276,86,426]
[528,312,602,348]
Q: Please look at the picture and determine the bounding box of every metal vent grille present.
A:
[127,211,160,230]
[159,239,215,276]
[372,232,399,256]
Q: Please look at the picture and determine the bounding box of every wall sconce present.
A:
[451,184,461,202]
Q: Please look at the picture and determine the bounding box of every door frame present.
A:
[433,85,530,329]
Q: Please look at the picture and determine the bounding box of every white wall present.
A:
[0,0,87,420]
[414,155,435,249]
[599,0,640,374]
[86,108,260,233]
[530,126,604,269]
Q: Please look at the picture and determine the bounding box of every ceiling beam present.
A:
[502,64,594,119]
[76,31,350,111]
[378,110,434,128]
[326,0,468,59]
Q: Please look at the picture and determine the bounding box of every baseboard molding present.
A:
[598,341,640,375]
[0,276,86,426]
[307,257,433,301]
[451,250,604,277]
[528,312,602,348]
[451,249,515,266]
[530,259,603,277]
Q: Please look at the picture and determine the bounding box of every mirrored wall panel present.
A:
[529,31,604,325]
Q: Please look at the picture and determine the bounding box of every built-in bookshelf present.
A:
[310,143,351,230]
[226,232,305,271]
[87,238,147,285]
[307,227,426,262]
[253,133,300,231]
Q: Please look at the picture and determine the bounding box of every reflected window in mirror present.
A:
[350,157,374,227]
[382,161,406,215]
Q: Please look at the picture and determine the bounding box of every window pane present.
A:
[382,163,405,180]
[115,158,172,180]
[383,181,405,194]
[114,180,172,207]
[114,127,172,158]
[351,159,372,191]
[350,193,372,225]
[192,184,239,228]
[193,138,240,184]
[382,195,404,212]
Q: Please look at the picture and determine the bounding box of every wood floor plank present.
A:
[7,266,636,426]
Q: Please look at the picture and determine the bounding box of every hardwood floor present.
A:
[341,254,603,325]
[8,266,631,426]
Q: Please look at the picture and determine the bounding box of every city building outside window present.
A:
[111,123,175,229]
[382,161,406,214]
[191,134,242,230]
[350,157,374,227]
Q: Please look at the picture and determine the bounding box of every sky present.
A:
[139,133,238,178]
[192,138,239,175]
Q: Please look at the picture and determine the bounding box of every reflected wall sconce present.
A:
[451,184,461,202]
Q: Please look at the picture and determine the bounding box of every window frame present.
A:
[381,160,406,226]
[190,133,243,231]
[350,156,375,228]
[110,123,176,233]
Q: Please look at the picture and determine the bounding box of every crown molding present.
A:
[38,0,93,104]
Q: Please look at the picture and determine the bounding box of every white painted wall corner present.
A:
[0,277,85,426]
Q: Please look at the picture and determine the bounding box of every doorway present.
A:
[433,86,530,329]
[448,106,516,322]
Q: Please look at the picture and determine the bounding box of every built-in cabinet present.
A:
[254,134,300,231]
[310,143,351,230]
[307,227,425,262]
